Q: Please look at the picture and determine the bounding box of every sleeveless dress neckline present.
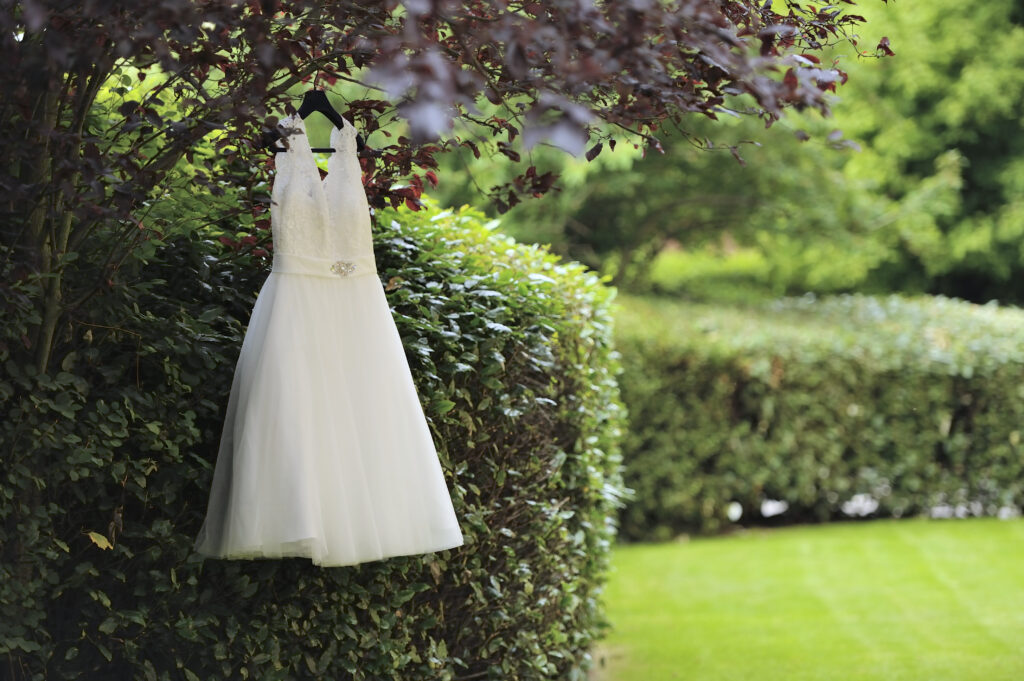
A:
[277,114,344,184]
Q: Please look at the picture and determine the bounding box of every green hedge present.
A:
[616,294,1024,540]
[0,201,625,680]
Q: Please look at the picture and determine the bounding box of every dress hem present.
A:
[194,534,465,568]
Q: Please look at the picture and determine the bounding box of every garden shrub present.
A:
[0,200,625,680]
[616,294,1024,540]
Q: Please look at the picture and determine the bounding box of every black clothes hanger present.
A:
[263,89,366,154]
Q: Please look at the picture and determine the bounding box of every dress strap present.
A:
[329,117,357,150]
[273,114,331,229]
[276,114,312,154]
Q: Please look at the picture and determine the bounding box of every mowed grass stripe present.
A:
[596,519,1024,681]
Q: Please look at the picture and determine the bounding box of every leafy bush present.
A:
[615,294,1024,540]
[0,201,625,680]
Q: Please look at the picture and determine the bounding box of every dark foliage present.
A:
[0,204,625,680]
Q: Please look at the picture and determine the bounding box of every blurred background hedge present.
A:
[615,294,1024,540]
[0,201,626,680]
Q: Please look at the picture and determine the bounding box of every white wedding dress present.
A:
[194,114,464,566]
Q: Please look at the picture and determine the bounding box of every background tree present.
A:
[833,0,1024,302]
[429,112,888,289]
[467,0,1024,304]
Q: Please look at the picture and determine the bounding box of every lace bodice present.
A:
[270,114,373,262]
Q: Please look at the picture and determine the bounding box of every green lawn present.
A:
[594,519,1024,681]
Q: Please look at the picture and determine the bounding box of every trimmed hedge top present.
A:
[619,294,1024,375]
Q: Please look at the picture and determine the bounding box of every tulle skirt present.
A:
[194,267,464,567]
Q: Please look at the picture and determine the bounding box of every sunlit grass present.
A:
[595,519,1024,681]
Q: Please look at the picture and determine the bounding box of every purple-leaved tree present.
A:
[2,0,888,373]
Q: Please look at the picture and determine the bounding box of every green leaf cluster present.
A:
[615,294,1024,539]
[0,200,625,680]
